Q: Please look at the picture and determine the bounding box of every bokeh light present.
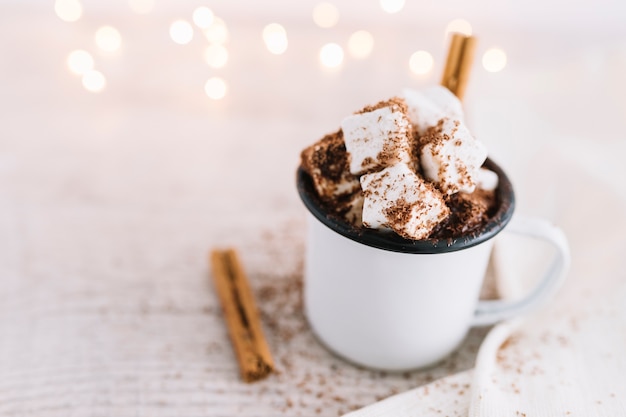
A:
[380,0,405,14]
[193,6,214,28]
[67,50,94,75]
[54,0,82,22]
[348,30,374,59]
[262,23,288,55]
[170,20,194,45]
[204,77,228,100]
[445,19,472,37]
[320,43,344,69]
[409,50,434,75]
[128,0,154,14]
[204,44,229,68]
[482,48,507,72]
[95,26,122,52]
[203,17,229,44]
[82,70,106,93]
[312,2,339,28]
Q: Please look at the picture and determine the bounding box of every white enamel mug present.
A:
[296,159,570,371]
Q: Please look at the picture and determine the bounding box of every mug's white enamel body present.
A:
[305,215,495,370]
[298,160,570,371]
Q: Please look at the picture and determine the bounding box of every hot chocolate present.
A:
[300,85,499,241]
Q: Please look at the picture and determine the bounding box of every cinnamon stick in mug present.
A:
[441,33,477,100]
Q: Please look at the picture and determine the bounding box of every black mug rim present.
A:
[296,158,515,254]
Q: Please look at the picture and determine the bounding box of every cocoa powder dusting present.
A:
[301,130,365,225]
[383,198,415,237]
[301,99,499,240]
[300,130,350,183]
[357,96,408,115]
[417,118,446,149]
[360,156,376,170]
[430,189,497,239]
[376,136,403,169]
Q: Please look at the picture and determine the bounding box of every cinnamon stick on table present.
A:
[441,33,477,100]
[210,248,274,382]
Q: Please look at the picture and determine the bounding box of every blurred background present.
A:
[1,1,625,416]
[2,0,625,220]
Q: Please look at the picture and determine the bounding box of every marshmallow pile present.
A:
[301,85,498,240]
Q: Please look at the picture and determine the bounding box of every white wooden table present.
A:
[1,4,625,416]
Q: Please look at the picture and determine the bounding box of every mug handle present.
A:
[471,216,571,327]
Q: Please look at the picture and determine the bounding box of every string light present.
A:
[409,50,434,75]
[54,5,483,97]
[205,77,228,100]
[193,7,214,28]
[54,0,82,22]
[95,26,122,52]
[263,23,288,55]
[128,0,154,14]
[482,48,507,72]
[348,30,374,59]
[320,43,344,69]
[170,20,194,45]
[203,17,228,44]
[82,70,106,93]
[312,2,339,28]
[67,50,94,75]
[204,44,229,68]
[379,0,405,14]
[445,19,472,37]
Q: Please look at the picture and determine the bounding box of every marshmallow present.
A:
[360,163,449,240]
[475,168,499,191]
[403,86,464,135]
[420,118,488,195]
[341,98,413,175]
[300,130,360,201]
